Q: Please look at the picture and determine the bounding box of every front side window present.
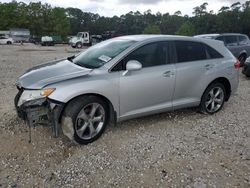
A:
[238,35,248,45]
[224,36,238,46]
[175,41,206,63]
[73,39,136,69]
[125,42,170,68]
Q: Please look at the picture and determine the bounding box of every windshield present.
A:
[73,38,136,68]
[76,33,82,38]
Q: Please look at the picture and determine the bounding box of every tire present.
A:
[242,64,250,77]
[76,42,82,49]
[199,83,226,114]
[238,54,247,67]
[7,41,12,45]
[61,96,109,145]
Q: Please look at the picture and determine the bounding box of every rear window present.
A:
[238,35,249,45]
[205,44,224,59]
[175,41,206,63]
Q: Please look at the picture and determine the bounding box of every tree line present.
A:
[1,1,250,39]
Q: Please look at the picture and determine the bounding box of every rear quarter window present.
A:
[238,35,249,45]
[205,44,224,59]
[175,41,207,63]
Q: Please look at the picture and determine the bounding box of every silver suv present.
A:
[15,35,239,144]
[195,33,250,67]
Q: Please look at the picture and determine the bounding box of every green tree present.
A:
[176,21,195,36]
[143,25,161,34]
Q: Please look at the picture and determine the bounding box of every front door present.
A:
[119,41,176,119]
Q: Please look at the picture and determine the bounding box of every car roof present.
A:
[195,33,246,39]
[194,34,220,39]
[114,34,200,42]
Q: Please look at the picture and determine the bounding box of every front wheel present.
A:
[199,83,226,114]
[61,96,109,145]
[76,42,82,48]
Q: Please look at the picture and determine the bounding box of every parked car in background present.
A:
[0,36,14,44]
[41,36,54,46]
[195,33,250,67]
[91,35,102,45]
[15,35,239,144]
[101,31,120,40]
[242,57,250,77]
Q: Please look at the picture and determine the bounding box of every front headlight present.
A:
[18,88,55,107]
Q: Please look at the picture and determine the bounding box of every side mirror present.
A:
[123,60,142,76]
[126,60,142,71]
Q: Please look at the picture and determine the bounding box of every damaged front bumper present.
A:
[14,89,65,137]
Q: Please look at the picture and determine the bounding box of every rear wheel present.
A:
[7,41,12,45]
[199,83,226,114]
[62,96,109,145]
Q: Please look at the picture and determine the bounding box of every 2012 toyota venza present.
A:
[15,35,239,144]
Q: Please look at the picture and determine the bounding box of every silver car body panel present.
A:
[16,35,239,122]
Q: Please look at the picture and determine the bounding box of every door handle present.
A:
[163,71,174,77]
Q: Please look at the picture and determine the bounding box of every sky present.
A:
[1,0,247,17]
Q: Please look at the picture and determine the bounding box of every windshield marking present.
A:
[98,55,112,62]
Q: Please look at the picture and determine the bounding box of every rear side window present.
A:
[205,45,224,59]
[175,41,206,63]
[224,36,238,46]
[238,35,249,45]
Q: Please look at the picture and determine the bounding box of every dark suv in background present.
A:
[195,33,250,67]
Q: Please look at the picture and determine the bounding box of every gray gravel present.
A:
[0,44,250,187]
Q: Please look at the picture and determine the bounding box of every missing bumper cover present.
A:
[14,93,65,138]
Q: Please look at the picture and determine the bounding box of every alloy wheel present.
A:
[205,87,224,113]
[75,103,105,140]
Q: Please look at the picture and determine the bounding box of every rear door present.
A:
[119,41,176,119]
[172,40,220,109]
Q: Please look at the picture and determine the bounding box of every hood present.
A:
[16,59,92,89]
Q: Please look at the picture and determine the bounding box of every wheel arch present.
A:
[59,93,116,124]
[238,51,247,59]
[204,77,231,102]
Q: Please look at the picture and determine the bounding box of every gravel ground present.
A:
[0,44,250,187]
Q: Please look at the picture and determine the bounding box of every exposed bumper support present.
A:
[15,91,65,138]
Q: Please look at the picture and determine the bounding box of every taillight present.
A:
[234,59,241,69]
